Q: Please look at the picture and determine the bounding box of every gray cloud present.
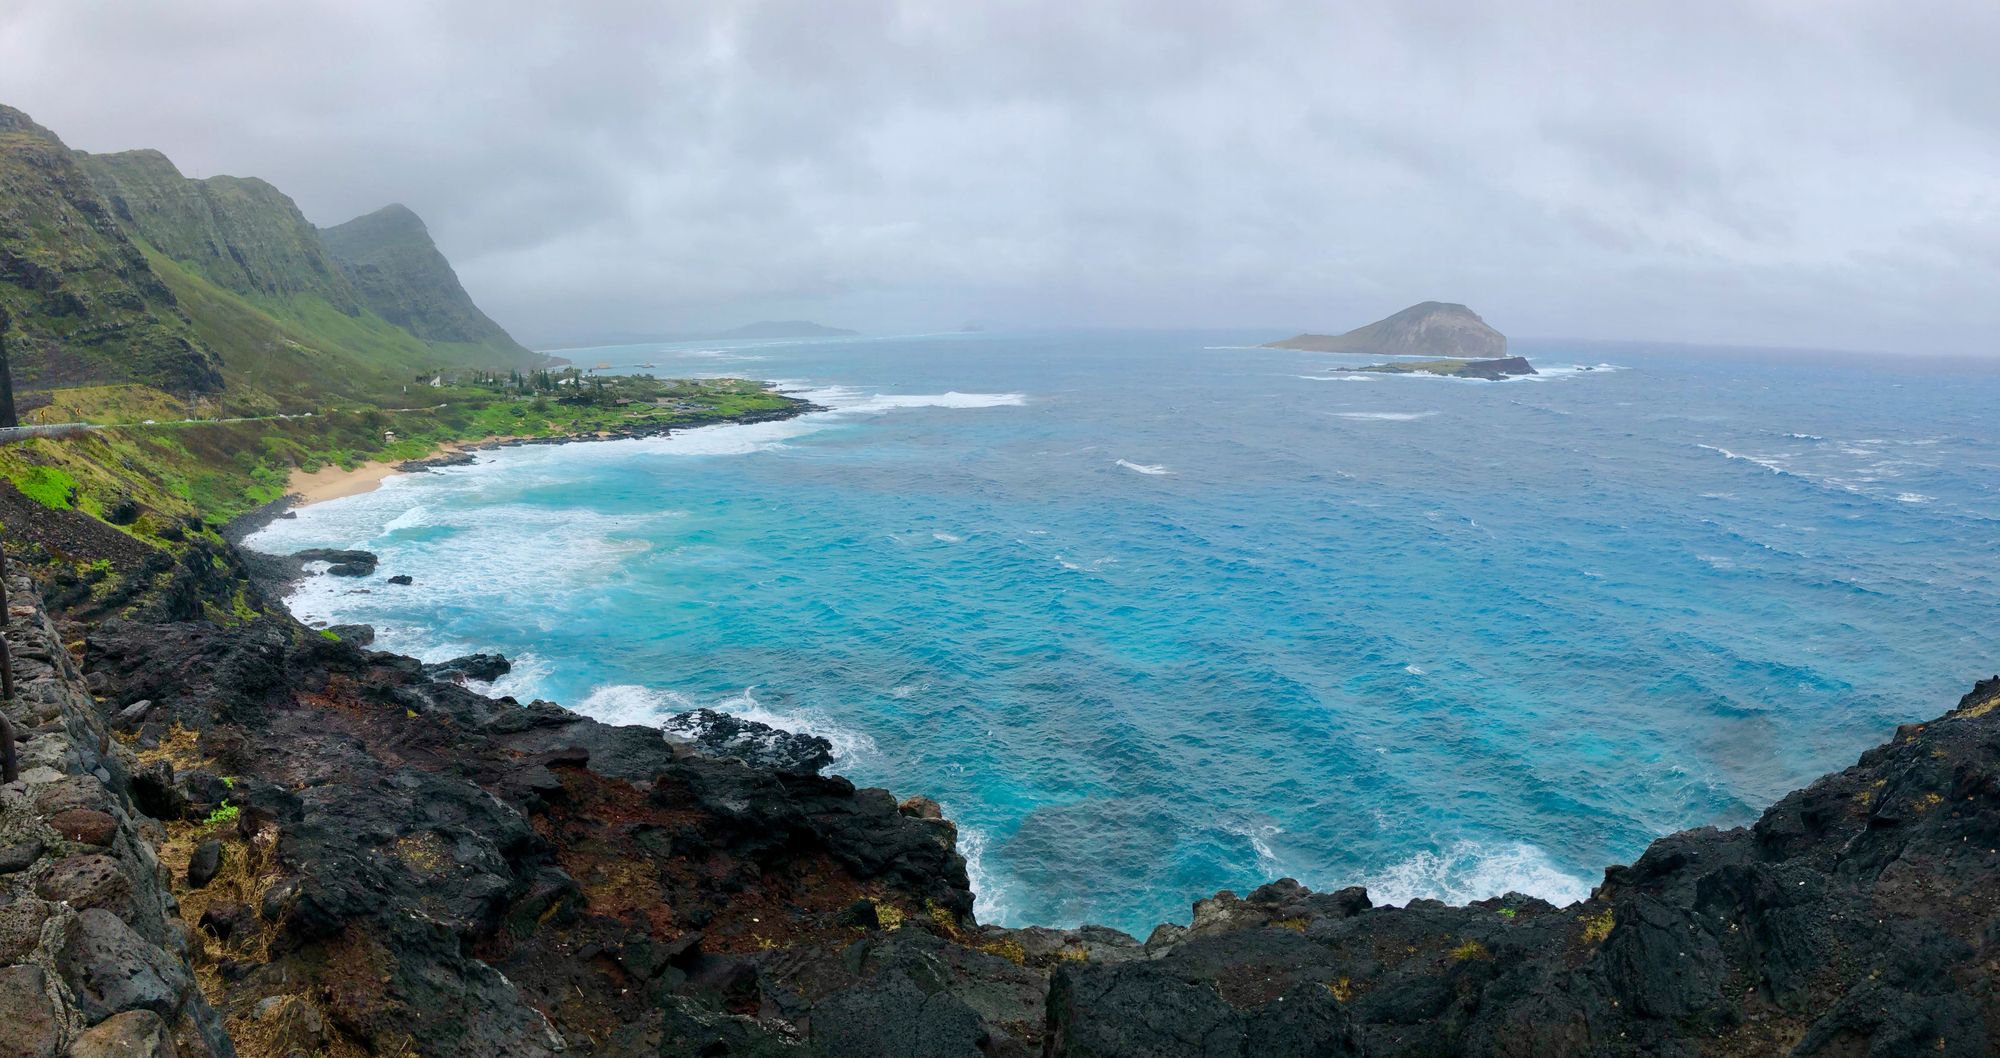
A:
[3,0,1995,353]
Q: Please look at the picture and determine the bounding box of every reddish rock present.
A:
[32,853,131,912]
[50,808,119,846]
[0,964,61,1058]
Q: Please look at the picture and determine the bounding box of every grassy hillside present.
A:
[0,106,224,398]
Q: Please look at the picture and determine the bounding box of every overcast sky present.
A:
[2,1,1995,353]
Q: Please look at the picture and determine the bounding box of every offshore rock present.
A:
[664,706,835,775]
[421,652,511,683]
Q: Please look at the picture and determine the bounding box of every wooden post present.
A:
[0,306,15,429]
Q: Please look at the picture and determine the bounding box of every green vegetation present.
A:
[0,373,796,540]
[9,465,78,509]
[202,802,240,829]
[319,628,342,641]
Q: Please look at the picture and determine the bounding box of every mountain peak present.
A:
[1265,302,1506,358]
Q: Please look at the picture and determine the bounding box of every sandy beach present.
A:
[287,438,522,507]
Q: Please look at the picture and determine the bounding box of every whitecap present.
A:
[1220,819,1286,874]
[1404,664,1425,676]
[1116,459,1172,475]
[1895,492,1932,504]
[932,532,962,543]
[382,505,429,533]
[1336,411,1436,422]
[1359,840,1591,908]
[1295,374,1375,382]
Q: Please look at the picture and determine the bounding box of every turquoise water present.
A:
[247,331,2000,935]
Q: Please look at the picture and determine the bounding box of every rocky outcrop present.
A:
[1268,302,1508,359]
[1355,355,1537,380]
[663,707,835,775]
[1046,683,2000,1057]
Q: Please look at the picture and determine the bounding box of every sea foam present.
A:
[1360,840,1592,908]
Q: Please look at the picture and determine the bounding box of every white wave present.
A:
[1695,443,1795,476]
[1360,840,1592,908]
[1895,492,1933,504]
[1524,362,1625,380]
[576,683,698,726]
[1295,374,1375,382]
[482,651,554,700]
[932,532,962,543]
[957,823,1016,925]
[1336,411,1436,422]
[1404,664,1425,676]
[382,505,430,533]
[1116,459,1172,475]
[1221,819,1286,874]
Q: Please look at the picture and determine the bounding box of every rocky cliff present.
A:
[1269,302,1509,359]
[9,527,1999,1057]
[80,150,361,314]
[0,106,224,398]
[319,204,535,365]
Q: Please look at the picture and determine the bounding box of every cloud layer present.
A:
[3,0,1995,352]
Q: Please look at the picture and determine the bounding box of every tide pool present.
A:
[246,331,2000,935]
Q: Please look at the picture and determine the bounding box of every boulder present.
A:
[0,964,62,1058]
[186,839,223,888]
[56,907,192,1022]
[421,653,510,684]
[66,1009,177,1058]
[49,808,118,847]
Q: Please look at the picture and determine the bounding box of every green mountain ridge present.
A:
[0,105,224,396]
[0,102,536,412]
[81,147,363,313]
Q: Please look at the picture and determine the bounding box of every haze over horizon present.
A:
[2,0,1995,355]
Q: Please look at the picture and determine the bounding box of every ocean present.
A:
[244,330,2000,936]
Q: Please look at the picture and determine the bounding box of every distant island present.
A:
[708,320,857,340]
[1354,355,1537,380]
[1267,301,1508,359]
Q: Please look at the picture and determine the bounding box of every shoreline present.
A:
[275,398,823,512]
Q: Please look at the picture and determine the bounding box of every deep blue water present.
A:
[247,331,2000,935]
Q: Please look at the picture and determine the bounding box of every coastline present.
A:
[272,396,824,512]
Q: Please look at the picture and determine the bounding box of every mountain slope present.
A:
[0,105,223,397]
[81,149,363,314]
[2,102,541,412]
[1267,301,1508,358]
[320,204,535,366]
